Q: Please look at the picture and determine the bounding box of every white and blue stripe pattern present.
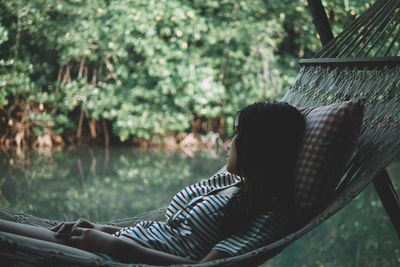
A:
[113,172,290,260]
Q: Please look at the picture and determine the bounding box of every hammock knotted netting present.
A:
[1,0,399,266]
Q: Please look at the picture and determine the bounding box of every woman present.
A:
[0,101,305,265]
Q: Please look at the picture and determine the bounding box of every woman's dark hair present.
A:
[223,101,305,235]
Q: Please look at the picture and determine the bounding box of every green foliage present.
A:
[0,0,376,144]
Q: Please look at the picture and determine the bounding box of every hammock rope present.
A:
[314,0,400,58]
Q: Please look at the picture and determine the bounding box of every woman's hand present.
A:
[51,218,95,239]
[67,227,113,253]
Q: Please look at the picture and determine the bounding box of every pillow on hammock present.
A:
[293,98,364,225]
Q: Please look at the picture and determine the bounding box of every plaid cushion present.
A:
[293,99,364,225]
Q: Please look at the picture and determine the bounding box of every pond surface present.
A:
[0,147,399,267]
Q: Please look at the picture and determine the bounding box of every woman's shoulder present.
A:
[208,171,244,185]
[183,171,244,192]
[169,171,244,205]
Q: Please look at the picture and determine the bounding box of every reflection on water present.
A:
[0,147,225,221]
[0,148,399,266]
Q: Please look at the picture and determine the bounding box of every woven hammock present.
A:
[1,0,399,266]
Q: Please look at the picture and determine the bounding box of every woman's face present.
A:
[226,135,239,175]
[226,117,240,175]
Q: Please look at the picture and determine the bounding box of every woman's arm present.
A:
[69,227,198,264]
[96,224,122,234]
[107,239,230,264]
[69,227,230,265]
[106,234,199,264]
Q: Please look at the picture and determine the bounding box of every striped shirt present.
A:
[113,171,290,260]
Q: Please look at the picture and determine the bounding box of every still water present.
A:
[0,147,399,266]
